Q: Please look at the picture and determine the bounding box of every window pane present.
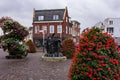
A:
[107,27,114,33]
[53,15,59,20]
[35,26,39,34]
[57,25,62,33]
[109,20,113,25]
[50,25,54,33]
[38,16,44,20]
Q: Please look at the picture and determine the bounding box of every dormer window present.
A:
[38,16,44,20]
[109,20,113,25]
[53,15,59,20]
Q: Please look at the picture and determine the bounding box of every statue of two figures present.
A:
[44,33,63,57]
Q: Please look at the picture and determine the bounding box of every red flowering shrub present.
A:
[61,38,75,59]
[68,27,120,80]
[25,40,36,53]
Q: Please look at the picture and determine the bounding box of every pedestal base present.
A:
[41,56,67,62]
[5,55,23,59]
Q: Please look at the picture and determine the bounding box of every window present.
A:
[50,25,54,33]
[38,16,44,20]
[42,26,47,33]
[34,39,41,47]
[109,20,113,25]
[35,26,39,34]
[53,15,59,20]
[66,26,68,34]
[57,25,62,33]
[107,27,114,33]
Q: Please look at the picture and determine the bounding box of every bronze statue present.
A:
[44,33,63,57]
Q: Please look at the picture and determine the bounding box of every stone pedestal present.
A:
[41,56,67,62]
[5,55,23,59]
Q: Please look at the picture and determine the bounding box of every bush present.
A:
[61,38,75,59]
[25,39,36,53]
[68,27,120,80]
[0,17,29,58]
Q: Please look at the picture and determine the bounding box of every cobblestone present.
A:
[0,49,71,80]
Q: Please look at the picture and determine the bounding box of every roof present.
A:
[33,9,65,22]
[71,20,80,25]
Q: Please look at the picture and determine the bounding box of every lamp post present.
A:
[40,29,45,53]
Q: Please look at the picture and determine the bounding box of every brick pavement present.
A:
[0,49,71,80]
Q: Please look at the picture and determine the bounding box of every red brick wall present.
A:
[32,8,72,39]
[33,21,72,38]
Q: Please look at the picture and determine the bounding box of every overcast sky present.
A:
[0,0,120,32]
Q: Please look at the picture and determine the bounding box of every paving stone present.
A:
[0,49,71,80]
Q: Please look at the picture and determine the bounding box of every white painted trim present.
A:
[63,7,67,20]
[33,21,63,23]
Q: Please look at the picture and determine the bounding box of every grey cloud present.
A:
[0,0,120,32]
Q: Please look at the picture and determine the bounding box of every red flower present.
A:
[101,64,106,67]
[88,48,93,50]
[82,63,86,67]
[106,46,110,50]
[87,58,91,61]
[97,68,101,71]
[98,60,104,63]
[88,74,92,78]
[83,52,87,55]
[109,59,119,65]
[93,36,96,40]
[118,48,120,51]
[107,67,111,71]
[93,70,97,74]
[102,76,106,79]
[114,69,117,72]
[91,53,97,58]
[114,74,119,78]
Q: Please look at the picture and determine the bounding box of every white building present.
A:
[103,18,120,37]
[25,27,33,41]
[71,20,80,42]
[95,18,120,45]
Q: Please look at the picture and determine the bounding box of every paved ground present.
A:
[0,49,71,80]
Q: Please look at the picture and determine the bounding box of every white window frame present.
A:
[35,26,39,34]
[38,16,44,20]
[57,25,62,33]
[53,15,59,20]
[50,25,54,33]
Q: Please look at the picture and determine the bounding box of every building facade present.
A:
[71,20,80,42]
[32,7,72,47]
[95,18,120,45]
[25,27,33,41]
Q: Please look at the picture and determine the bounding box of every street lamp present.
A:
[39,29,45,53]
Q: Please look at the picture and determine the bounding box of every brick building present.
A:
[32,7,73,47]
